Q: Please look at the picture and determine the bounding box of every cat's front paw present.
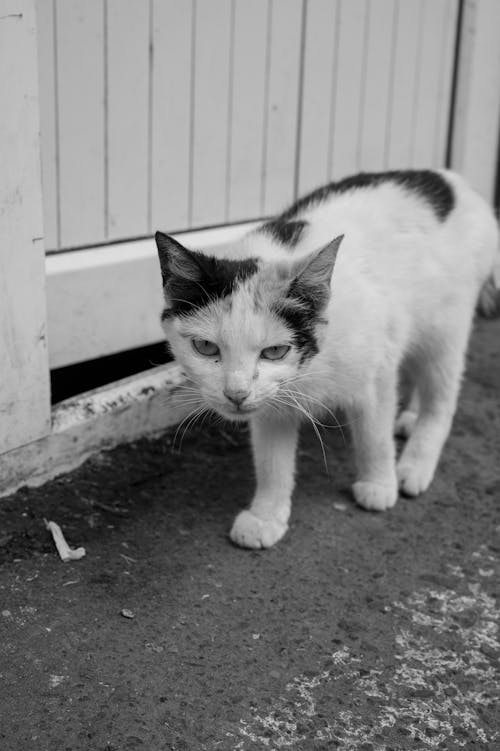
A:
[352,480,398,511]
[229,510,288,549]
[397,459,434,497]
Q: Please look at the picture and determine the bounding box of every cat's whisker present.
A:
[176,406,209,453]
[170,394,203,405]
[266,399,289,420]
[280,373,353,403]
[271,393,329,472]
[172,405,205,452]
[171,411,196,453]
[285,394,329,471]
[279,375,354,410]
[169,398,205,416]
[160,383,201,408]
[169,296,204,311]
[281,381,365,437]
[172,385,201,397]
[279,386,338,425]
[280,386,349,446]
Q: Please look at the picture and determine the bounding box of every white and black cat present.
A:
[155,170,499,549]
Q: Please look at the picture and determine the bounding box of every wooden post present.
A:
[450,0,500,201]
[0,0,51,454]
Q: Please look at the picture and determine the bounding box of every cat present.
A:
[155,169,499,549]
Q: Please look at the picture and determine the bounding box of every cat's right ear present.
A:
[155,231,204,286]
[284,234,344,312]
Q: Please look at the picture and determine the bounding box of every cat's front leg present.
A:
[348,373,398,511]
[230,412,299,549]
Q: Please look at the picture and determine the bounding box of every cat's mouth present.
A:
[229,404,257,416]
[216,403,259,421]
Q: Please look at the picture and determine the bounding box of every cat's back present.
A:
[287,169,454,230]
[293,170,491,250]
[270,169,497,287]
[220,169,497,285]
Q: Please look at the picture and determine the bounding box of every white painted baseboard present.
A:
[46,222,259,369]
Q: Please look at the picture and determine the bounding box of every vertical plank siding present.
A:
[226,0,269,222]
[412,0,458,168]
[36,0,461,251]
[357,0,397,172]
[190,0,233,227]
[106,0,150,241]
[56,0,105,248]
[433,0,459,167]
[327,0,369,180]
[261,0,303,215]
[151,0,193,233]
[296,0,339,196]
[385,0,422,169]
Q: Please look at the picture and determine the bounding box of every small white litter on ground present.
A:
[44,519,86,562]
[49,675,66,688]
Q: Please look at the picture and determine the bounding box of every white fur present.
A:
[162,171,499,549]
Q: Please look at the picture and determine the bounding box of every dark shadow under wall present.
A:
[50,341,171,404]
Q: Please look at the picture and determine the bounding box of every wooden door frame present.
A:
[0,0,50,456]
[449,0,500,200]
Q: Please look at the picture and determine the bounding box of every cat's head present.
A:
[155,230,343,421]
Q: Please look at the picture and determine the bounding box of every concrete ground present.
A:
[0,318,499,751]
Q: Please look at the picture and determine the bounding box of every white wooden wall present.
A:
[1,0,500,494]
[37,0,459,252]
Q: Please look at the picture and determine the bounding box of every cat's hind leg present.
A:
[394,359,421,438]
[394,389,419,438]
[397,323,470,497]
[230,412,299,549]
[348,369,399,511]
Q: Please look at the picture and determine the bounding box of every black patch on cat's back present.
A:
[258,218,308,247]
[164,253,259,318]
[280,170,455,222]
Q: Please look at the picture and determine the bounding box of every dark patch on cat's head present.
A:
[155,231,259,318]
[257,218,308,248]
[280,170,454,222]
[272,235,343,363]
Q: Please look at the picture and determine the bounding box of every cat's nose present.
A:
[223,388,250,407]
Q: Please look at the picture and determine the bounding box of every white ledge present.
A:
[0,363,190,498]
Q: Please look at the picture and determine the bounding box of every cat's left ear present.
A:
[288,234,344,303]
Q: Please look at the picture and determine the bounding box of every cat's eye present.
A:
[192,338,220,357]
[260,345,291,361]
